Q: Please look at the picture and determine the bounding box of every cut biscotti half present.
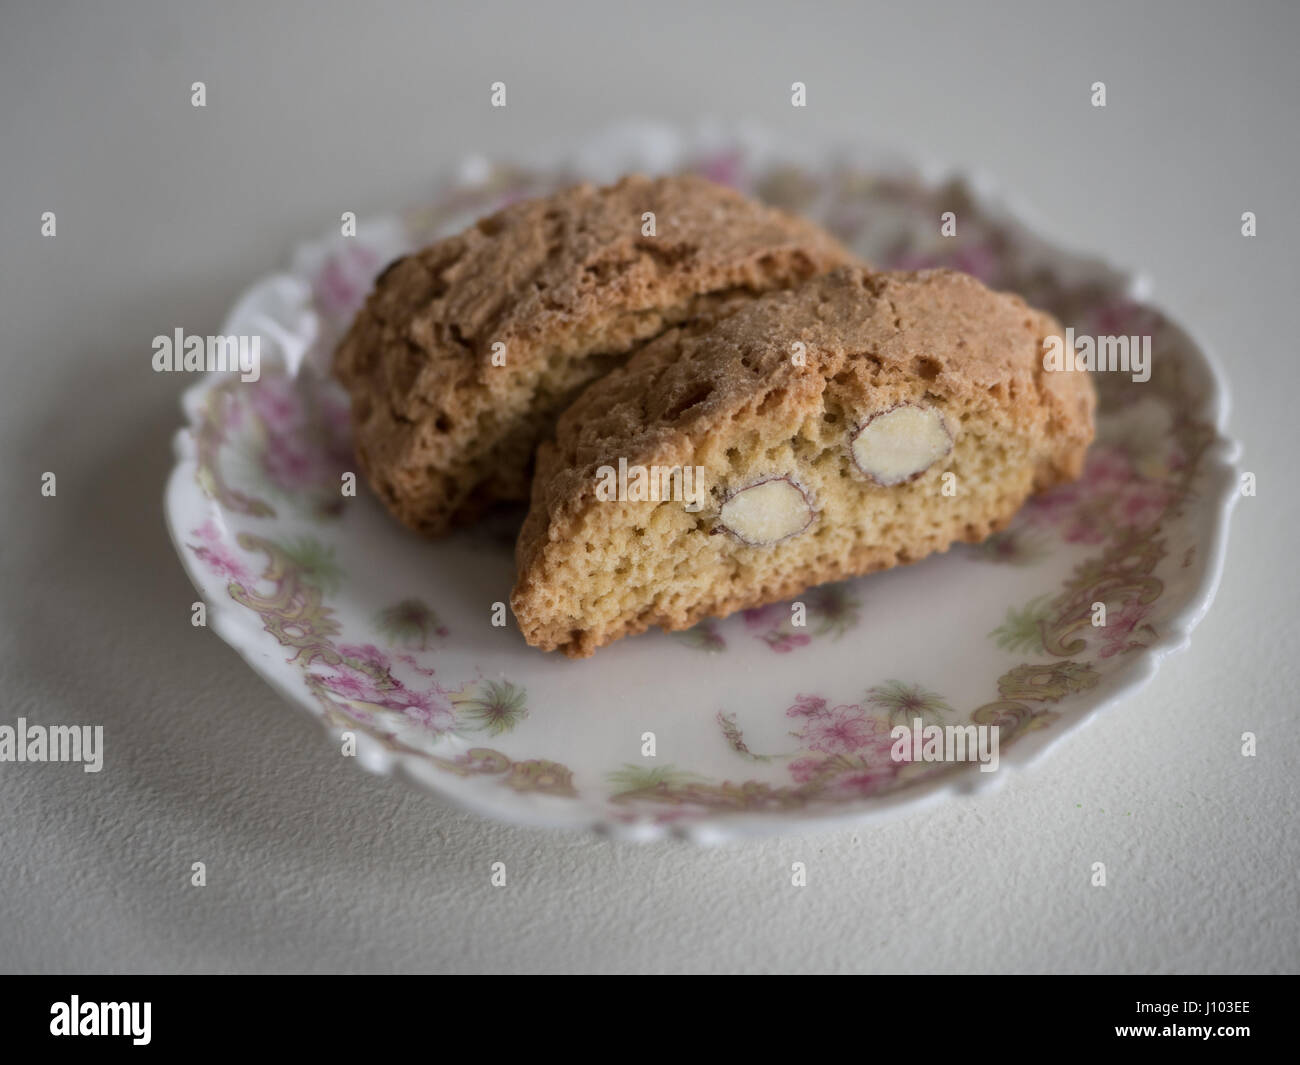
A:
[333,173,860,535]
[511,266,1096,657]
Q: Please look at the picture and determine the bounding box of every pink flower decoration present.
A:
[951,245,1001,284]
[314,244,380,320]
[192,518,222,544]
[889,244,1000,284]
[788,752,901,795]
[1083,447,1133,487]
[801,705,888,755]
[743,603,781,630]
[384,686,451,727]
[1025,484,1083,526]
[396,653,438,677]
[830,766,899,797]
[786,695,828,718]
[1026,445,1173,543]
[788,756,828,784]
[1099,602,1153,658]
[263,441,319,490]
[338,643,391,672]
[764,631,812,653]
[1088,299,1157,338]
[249,377,302,430]
[1115,485,1171,529]
[191,546,248,582]
[316,649,454,734]
[319,669,382,703]
[698,150,744,188]
[188,521,250,582]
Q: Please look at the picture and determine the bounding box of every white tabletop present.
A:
[1,0,1296,974]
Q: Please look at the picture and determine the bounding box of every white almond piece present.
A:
[718,477,814,546]
[851,404,952,485]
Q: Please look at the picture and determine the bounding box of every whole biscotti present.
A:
[510,266,1096,657]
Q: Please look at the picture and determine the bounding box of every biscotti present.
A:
[510,266,1096,657]
[333,174,859,535]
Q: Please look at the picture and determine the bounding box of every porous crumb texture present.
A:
[333,174,859,535]
[511,266,1096,657]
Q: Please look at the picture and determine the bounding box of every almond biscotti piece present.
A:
[511,266,1095,657]
[333,174,859,535]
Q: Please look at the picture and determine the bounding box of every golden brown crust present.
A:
[511,266,1096,656]
[333,174,859,535]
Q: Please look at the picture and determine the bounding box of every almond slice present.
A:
[718,476,815,545]
[851,404,952,485]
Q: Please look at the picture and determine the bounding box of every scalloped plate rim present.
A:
[161,142,1241,845]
